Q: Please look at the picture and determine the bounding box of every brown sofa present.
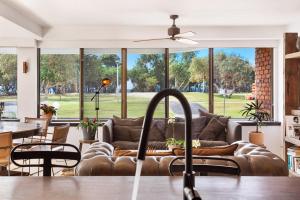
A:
[102,116,242,150]
[75,141,288,176]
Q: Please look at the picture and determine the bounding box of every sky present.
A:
[127,48,255,69]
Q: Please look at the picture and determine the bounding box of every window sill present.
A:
[233,120,281,126]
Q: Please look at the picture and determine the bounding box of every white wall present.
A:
[241,125,283,158]
[16,47,38,121]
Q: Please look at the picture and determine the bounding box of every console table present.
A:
[0,176,299,200]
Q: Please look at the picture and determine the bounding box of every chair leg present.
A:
[38,159,40,176]
[8,160,10,176]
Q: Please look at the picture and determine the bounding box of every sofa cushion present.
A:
[215,117,230,141]
[172,143,238,156]
[112,116,144,141]
[198,118,226,140]
[112,141,167,150]
[113,149,173,157]
[172,116,207,140]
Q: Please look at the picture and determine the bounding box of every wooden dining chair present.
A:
[24,117,49,142]
[0,132,12,176]
[169,156,241,176]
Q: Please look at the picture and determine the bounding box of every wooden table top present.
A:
[0,122,40,139]
[0,176,299,200]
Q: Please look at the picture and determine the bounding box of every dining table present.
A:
[0,121,40,139]
[0,176,299,200]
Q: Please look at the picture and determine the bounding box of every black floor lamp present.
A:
[91,78,111,139]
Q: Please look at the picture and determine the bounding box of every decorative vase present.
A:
[82,127,96,140]
[41,112,53,121]
[249,131,264,146]
[297,37,300,51]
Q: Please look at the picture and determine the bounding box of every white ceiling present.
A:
[0,0,300,45]
[2,0,300,26]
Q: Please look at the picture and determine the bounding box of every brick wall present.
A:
[255,48,272,114]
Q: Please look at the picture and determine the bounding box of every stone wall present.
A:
[255,48,272,114]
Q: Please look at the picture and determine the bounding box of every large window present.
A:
[127,49,165,118]
[37,47,272,120]
[40,49,80,119]
[0,48,17,119]
[213,48,255,117]
[169,48,209,118]
[83,49,121,118]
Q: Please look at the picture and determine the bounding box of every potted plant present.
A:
[78,118,97,140]
[166,138,185,150]
[241,100,270,146]
[40,104,57,120]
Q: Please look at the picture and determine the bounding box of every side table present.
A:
[79,139,99,152]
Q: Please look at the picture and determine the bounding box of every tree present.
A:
[214,52,254,93]
[189,57,208,83]
[0,54,17,95]
[128,54,164,92]
[169,52,196,90]
[40,54,79,97]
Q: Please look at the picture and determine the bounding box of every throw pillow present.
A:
[173,117,207,140]
[198,117,226,140]
[172,143,238,156]
[113,115,144,126]
[215,116,230,141]
[129,120,166,142]
[112,116,144,141]
[198,109,222,125]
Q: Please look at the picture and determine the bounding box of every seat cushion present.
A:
[112,141,167,150]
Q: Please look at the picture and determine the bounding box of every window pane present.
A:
[83,49,121,118]
[213,48,255,117]
[169,48,209,118]
[0,48,17,119]
[127,49,165,118]
[40,48,80,119]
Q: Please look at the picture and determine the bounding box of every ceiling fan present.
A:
[134,15,198,45]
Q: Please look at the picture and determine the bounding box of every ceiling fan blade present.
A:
[133,38,170,42]
[175,38,198,45]
[176,31,196,37]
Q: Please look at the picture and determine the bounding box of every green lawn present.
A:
[39,92,252,119]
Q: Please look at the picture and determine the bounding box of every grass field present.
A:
[37,92,252,119]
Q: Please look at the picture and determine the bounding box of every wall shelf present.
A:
[285,51,300,59]
[285,137,300,146]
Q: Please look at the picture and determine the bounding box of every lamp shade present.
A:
[101,78,111,87]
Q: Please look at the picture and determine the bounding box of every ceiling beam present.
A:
[0,1,43,39]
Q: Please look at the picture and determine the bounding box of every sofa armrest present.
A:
[102,119,113,144]
[227,120,242,144]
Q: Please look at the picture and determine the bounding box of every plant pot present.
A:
[82,127,96,140]
[41,112,53,121]
[249,131,264,146]
[168,145,182,151]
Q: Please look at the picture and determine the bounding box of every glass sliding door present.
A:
[169,48,209,118]
[127,49,165,118]
[0,48,17,119]
[83,49,121,118]
[40,48,80,119]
